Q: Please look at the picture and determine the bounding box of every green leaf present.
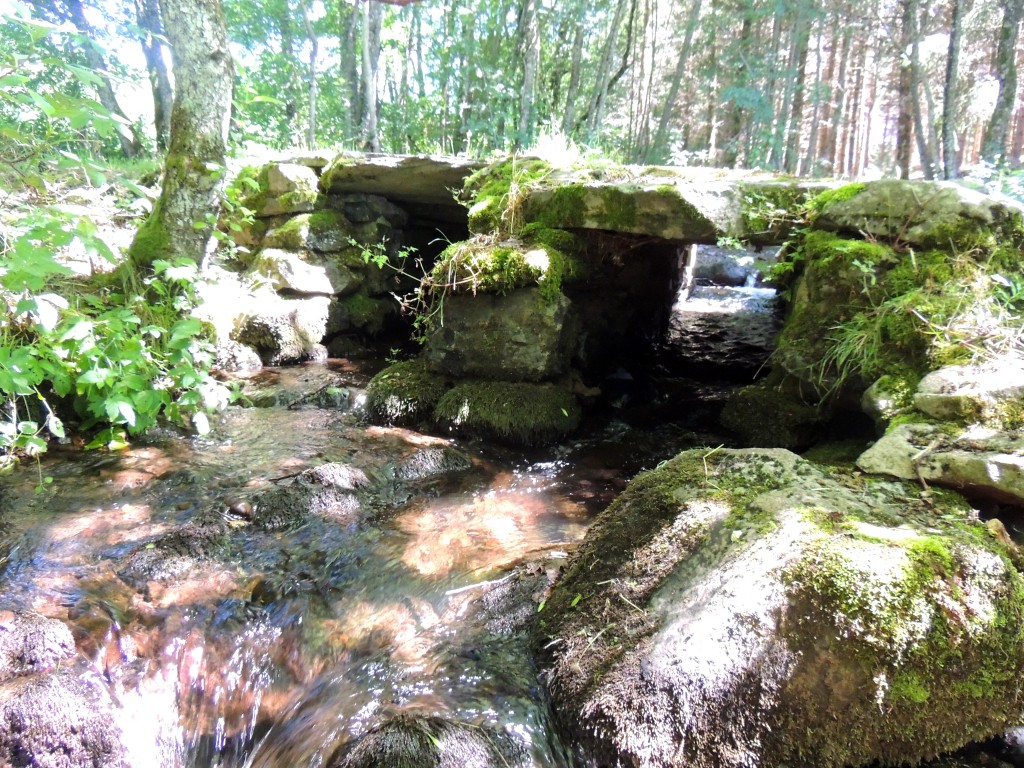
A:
[45,414,65,439]
[77,367,112,386]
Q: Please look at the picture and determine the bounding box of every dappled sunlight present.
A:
[397,484,589,579]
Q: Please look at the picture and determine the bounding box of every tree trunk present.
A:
[66,0,144,157]
[942,0,964,179]
[360,0,383,151]
[896,0,914,177]
[278,1,298,145]
[909,0,935,178]
[648,0,702,163]
[516,0,540,147]
[801,16,825,175]
[300,0,318,148]
[338,0,360,140]
[583,0,630,136]
[981,0,1024,163]
[783,5,811,173]
[129,0,232,267]
[135,0,173,152]
[560,23,584,136]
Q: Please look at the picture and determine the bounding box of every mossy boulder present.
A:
[424,288,577,382]
[769,183,1024,404]
[327,291,398,337]
[366,358,448,426]
[813,180,1024,249]
[720,378,825,449]
[913,360,1024,429]
[263,210,355,253]
[233,295,330,365]
[433,380,580,445]
[461,156,553,235]
[526,181,722,241]
[533,447,1024,768]
[251,248,361,296]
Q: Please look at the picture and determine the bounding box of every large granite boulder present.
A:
[913,360,1024,428]
[533,448,1024,768]
[424,288,577,382]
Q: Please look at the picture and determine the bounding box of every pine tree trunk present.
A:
[801,19,825,175]
[130,0,232,267]
[135,0,173,152]
[783,8,811,174]
[942,0,964,179]
[981,0,1024,163]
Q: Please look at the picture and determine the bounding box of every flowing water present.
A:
[0,261,781,767]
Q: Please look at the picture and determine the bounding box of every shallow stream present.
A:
[0,274,781,766]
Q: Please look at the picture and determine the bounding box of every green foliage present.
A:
[0,10,231,467]
[1,214,232,465]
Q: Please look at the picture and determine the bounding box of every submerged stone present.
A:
[534,448,1024,768]
[327,714,529,768]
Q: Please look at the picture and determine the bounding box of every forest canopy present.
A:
[1,0,1022,184]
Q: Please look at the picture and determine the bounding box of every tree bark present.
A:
[135,0,173,152]
[648,0,702,163]
[560,23,584,135]
[338,0,360,140]
[981,0,1024,163]
[517,0,540,147]
[942,0,964,179]
[896,0,914,177]
[583,0,630,136]
[300,0,318,148]
[908,0,935,178]
[783,5,811,173]
[129,0,233,267]
[360,0,383,151]
[65,0,144,157]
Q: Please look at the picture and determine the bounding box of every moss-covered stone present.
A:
[533,447,1024,768]
[433,380,580,445]
[461,156,554,236]
[428,234,582,302]
[365,359,448,426]
[770,200,1024,403]
[720,378,825,449]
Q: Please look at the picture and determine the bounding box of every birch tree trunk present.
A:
[129,0,232,267]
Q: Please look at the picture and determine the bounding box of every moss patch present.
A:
[428,233,582,303]
[462,157,553,236]
[433,380,580,445]
[366,359,448,426]
[720,378,825,449]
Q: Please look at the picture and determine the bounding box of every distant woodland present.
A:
[7,0,1024,179]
